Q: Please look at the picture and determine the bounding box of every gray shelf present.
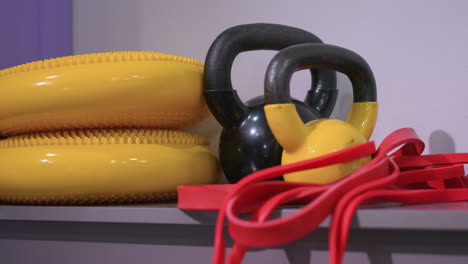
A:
[1,201,468,230]
[3,202,468,264]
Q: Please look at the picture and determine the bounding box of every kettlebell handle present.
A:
[265,43,376,104]
[204,23,337,128]
[264,43,377,150]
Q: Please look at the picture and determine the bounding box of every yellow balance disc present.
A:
[0,52,219,204]
[0,129,218,204]
[0,52,208,136]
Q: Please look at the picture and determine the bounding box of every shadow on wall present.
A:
[330,73,353,121]
[429,130,456,154]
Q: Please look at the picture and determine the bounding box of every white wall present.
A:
[73,0,468,155]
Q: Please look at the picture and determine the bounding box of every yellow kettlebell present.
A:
[264,43,378,184]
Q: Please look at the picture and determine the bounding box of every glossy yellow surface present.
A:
[0,52,207,136]
[346,102,378,140]
[0,131,219,204]
[265,103,376,184]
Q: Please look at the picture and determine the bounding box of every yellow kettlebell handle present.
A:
[264,43,378,152]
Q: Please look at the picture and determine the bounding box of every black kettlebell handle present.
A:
[265,43,377,104]
[204,23,337,129]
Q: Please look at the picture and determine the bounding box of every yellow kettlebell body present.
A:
[281,119,370,183]
[263,43,378,184]
[265,102,377,184]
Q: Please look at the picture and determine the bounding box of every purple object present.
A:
[0,0,72,70]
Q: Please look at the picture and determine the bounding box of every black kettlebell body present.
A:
[218,95,319,182]
[204,23,338,183]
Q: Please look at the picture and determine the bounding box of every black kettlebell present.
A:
[204,23,338,183]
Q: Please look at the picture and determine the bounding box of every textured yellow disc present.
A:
[0,129,219,205]
[0,52,208,136]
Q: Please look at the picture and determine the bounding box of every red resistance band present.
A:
[177,128,468,264]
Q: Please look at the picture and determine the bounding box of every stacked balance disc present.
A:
[0,51,219,205]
